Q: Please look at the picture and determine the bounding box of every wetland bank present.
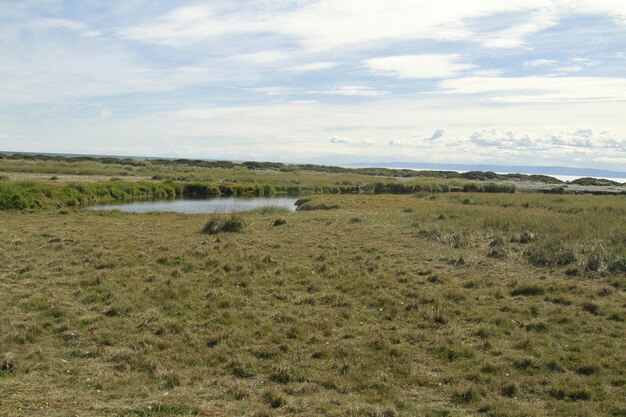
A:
[0,156,624,417]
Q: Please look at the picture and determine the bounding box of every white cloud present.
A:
[118,1,626,52]
[429,128,446,140]
[365,54,475,79]
[329,136,374,146]
[284,62,337,72]
[473,69,505,77]
[232,51,290,64]
[330,136,350,144]
[31,18,101,37]
[555,65,583,73]
[438,76,626,102]
[388,139,403,146]
[480,10,558,48]
[118,5,266,47]
[467,127,626,151]
[469,128,539,149]
[253,86,298,96]
[311,86,388,97]
[523,59,558,67]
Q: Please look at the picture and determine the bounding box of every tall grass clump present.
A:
[525,240,576,267]
[202,215,246,234]
[246,206,292,216]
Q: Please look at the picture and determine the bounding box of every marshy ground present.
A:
[0,193,624,416]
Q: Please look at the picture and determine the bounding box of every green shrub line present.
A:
[0,152,566,183]
[0,179,517,210]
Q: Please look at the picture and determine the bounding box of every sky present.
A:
[1,1,625,170]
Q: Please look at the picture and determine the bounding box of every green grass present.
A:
[202,215,247,234]
[0,192,624,416]
[0,153,564,184]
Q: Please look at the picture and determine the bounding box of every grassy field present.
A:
[0,191,624,416]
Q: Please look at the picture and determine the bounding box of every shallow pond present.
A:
[89,196,298,214]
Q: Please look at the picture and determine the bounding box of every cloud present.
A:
[467,128,626,151]
[469,128,538,149]
[523,59,558,67]
[438,76,626,102]
[330,136,350,144]
[253,86,298,96]
[311,86,388,97]
[330,136,374,146]
[232,51,290,64]
[365,54,475,79]
[31,18,101,37]
[555,65,583,73]
[429,128,446,140]
[388,139,403,146]
[118,5,260,47]
[118,1,626,52]
[480,10,558,48]
[574,128,593,138]
[284,62,337,72]
[473,69,505,77]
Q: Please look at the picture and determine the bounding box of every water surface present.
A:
[89,196,298,214]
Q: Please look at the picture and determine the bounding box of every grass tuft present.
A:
[272,218,287,226]
[201,215,246,234]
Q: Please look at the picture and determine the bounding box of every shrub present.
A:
[500,382,519,397]
[226,361,254,378]
[249,206,291,216]
[452,385,483,403]
[1,352,15,373]
[272,218,287,226]
[202,215,246,234]
[269,366,292,384]
[608,257,626,274]
[549,387,591,401]
[297,203,340,211]
[262,390,284,408]
[525,241,576,267]
[511,285,545,296]
[581,302,600,315]
[511,231,536,244]
[294,197,311,207]
[184,183,220,196]
[487,247,507,259]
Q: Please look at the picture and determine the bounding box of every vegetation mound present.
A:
[201,215,246,234]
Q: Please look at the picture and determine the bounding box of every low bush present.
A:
[272,218,287,226]
[294,198,311,207]
[297,202,340,211]
[248,206,291,215]
[525,241,576,267]
[511,285,545,296]
[511,231,536,244]
[202,215,246,234]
